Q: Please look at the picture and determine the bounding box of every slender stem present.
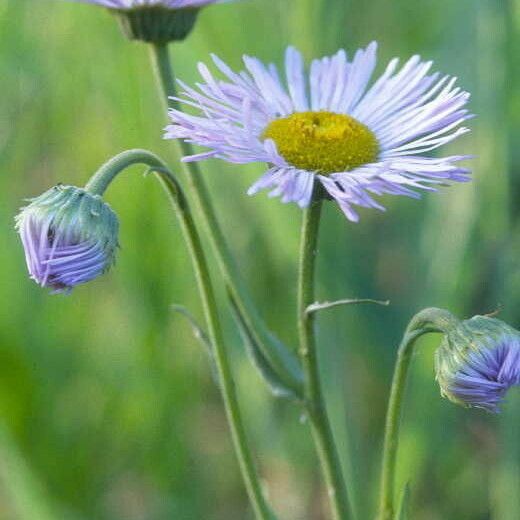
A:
[377,308,458,520]
[158,173,273,520]
[377,329,428,520]
[297,188,351,520]
[85,149,165,196]
[148,45,238,283]
[149,43,304,396]
[86,150,273,520]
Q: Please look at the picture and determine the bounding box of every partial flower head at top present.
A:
[72,0,220,8]
[72,0,226,42]
[165,43,473,221]
[74,0,221,9]
[15,185,119,294]
[435,316,520,413]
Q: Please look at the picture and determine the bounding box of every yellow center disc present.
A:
[262,111,379,174]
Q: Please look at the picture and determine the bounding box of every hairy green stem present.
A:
[377,328,428,520]
[85,149,166,195]
[377,308,458,520]
[149,43,303,396]
[86,149,273,520]
[297,189,351,520]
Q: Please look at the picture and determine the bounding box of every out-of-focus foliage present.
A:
[0,0,519,518]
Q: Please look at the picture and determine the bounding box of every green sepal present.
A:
[227,289,304,400]
[114,7,199,44]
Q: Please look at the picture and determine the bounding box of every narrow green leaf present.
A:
[306,298,390,315]
[227,290,302,400]
[172,304,211,351]
[171,304,219,384]
[396,483,411,520]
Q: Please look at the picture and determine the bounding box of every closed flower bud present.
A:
[435,316,520,412]
[15,185,119,293]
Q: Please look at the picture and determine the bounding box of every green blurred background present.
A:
[1,0,519,518]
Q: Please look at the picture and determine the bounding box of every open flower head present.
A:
[165,43,473,221]
[15,185,119,294]
[435,316,520,413]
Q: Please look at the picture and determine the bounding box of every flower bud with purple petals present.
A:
[16,185,119,293]
[435,315,520,412]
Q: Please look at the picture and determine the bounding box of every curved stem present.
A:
[377,308,459,520]
[377,328,430,520]
[149,43,303,396]
[85,149,166,196]
[297,188,351,520]
[86,149,274,520]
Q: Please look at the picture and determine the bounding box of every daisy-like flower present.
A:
[16,185,119,293]
[72,0,226,42]
[165,42,473,221]
[435,316,520,412]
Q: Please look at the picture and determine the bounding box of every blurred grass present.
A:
[0,0,518,518]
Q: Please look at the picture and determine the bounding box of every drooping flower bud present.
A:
[15,185,119,293]
[435,316,520,412]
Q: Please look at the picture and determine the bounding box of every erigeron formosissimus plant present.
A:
[20,2,519,520]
